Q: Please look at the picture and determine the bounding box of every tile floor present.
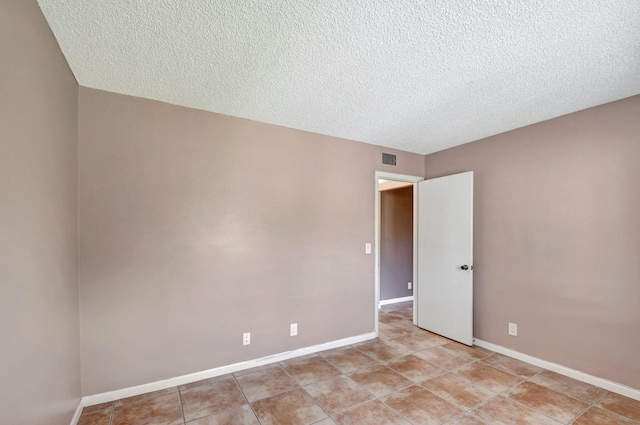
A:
[77,301,640,425]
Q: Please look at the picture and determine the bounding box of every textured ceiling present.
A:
[38,0,640,155]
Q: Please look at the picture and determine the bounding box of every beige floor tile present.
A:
[353,339,408,362]
[304,375,373,415]
[386,319,425,334]
[386,332,447,352]
[472,396,562,425]
[573,406,640,425]
[313,418,338,425]
[528,370,605,404]
[439,342,493,361]
[380,304,402,312]
[386,354,444,382]
[179,374,234,392]
[251,388,327,425]
[180,377,246,422]
[379,312,405,324]
[82,402,114,414]
[233,363,280,377]
[482,354,544,379]
[281,355,343,386]
[318,347,380,374]
[422,372,495,409]
[78,407,112,425]
[456,362,522,393]
[236,366,299,402]
[503,381,587,423]
[378,323,413,340]
[596,392,640,422]
[414,346,478,370]
[313,418,336,425]
[111,392,183,425]
[114,387,179,407]
[388,309,413,320]
[187,404,259,425]
[332,399,411,425]
[348,364,413,398]
[443,414,488,424]
[382,385,463,424]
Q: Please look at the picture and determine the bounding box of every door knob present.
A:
[460,265,470,270]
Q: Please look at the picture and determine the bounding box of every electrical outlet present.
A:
[290,323,298,336]
[408,282,412,290]
[365,243,372,254]
[508,323,517,336]
[243,332,250,345]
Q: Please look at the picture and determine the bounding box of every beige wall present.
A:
[380,186,414,301]
[78,87,425,395]
[0,1,80,424]
[424,95,640,389]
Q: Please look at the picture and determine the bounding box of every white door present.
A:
[417,172,474,345]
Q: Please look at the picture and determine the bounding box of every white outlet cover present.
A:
[243,332,251,345]
[365,243,372,254]
[508,323,517,336]
[290,323,298,336]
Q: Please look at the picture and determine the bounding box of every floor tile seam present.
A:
[523,373,607,406]
[389,363,449,384]
[278,359,327,388]
[179,378,250,423]
[478,357,542,379]
[347,372,417,402]
[512,375,598,416]
[108,403,115,425]
[454,356,525,379]
[409,382,472,414]
[115,388,182,408]
[326,393,407,423]
[232,363,285,380]
[176,385,187,425]
[236,367,302,405]
[324,398,374,421]
[296,384,334,424]
[231,372,261,409]
[377,383,473,425]
[440,409,486,425]
[317,352,376,373]
[450,370,537,422]
[230,373,265,425]
[497,391,576,424]
[414,379,491,412]
[568,397,606,425]
[590,391,640,423]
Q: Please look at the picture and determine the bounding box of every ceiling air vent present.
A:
[382,153,396,166]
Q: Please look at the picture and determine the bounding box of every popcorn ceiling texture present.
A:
[38,0,640,154]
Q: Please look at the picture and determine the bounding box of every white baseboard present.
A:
[69,399,83,425]
[82,331,377,407]
[474,338,640,401]
[379,296,413,307]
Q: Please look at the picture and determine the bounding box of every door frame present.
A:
[374,171,424,335]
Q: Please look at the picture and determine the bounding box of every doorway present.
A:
[379,181,414,303]
[374,171,474,345]
[374,171,423,335]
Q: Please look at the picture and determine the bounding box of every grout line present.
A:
[108,401,115,425]
[231,373,263,425]
[177,386,186,425]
